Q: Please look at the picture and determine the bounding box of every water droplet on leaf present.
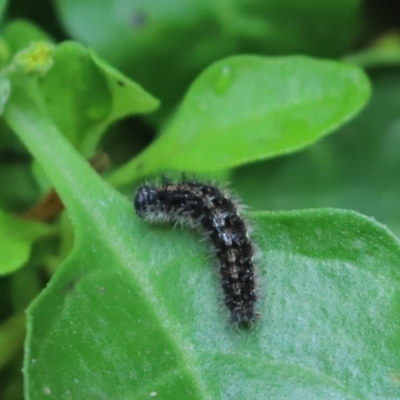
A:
[213,65,234,96]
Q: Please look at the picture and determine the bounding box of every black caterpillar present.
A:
[134,176,259,326]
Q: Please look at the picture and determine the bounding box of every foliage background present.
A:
[1,0,400,399]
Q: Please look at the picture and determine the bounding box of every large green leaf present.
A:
[4,71,400,399]
[4,87,203,399]
[233,67,400,238]
[109,55,370,187]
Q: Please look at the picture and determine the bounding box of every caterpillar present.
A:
[134,176,259,326]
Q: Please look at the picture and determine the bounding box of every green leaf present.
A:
[38,42,159,154]
[4,85,202,398]
[0,209,51,275]
[109,55,370,187]
[4,74,400,399]
[345,33,400,69]
[233,68,400,238]
[4,40,159,157]
[22,206,400,398]
[40,42,158,156]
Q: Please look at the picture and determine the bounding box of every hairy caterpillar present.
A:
[134,176,259,326]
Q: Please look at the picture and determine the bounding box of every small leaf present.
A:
[0,209,51,275]
[109,55,370,187]
[37,42,159,155]
[90,51,160,121]
[4,40,159,157]
[345,32,400,68]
